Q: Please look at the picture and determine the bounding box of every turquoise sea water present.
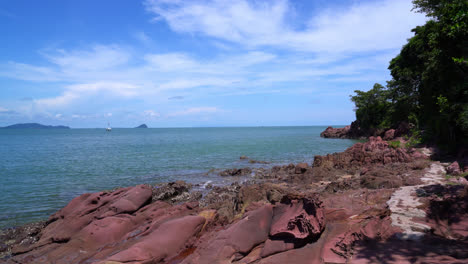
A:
[0,126,356,228]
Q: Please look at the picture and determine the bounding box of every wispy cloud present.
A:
[168,107,220,117]
[0,0,426,126]
[143,109,160,117]
[43,45,131,71]
[168,96,184,100]
[0,107,16,114]
[134,31,152,45]
[34,82,139,109]
[0,42,411,116]
[145,0,426,53]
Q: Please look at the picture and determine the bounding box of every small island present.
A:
[1,123,70,129]
[135,124,148,128]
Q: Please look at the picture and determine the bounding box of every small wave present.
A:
[202,180,213,189]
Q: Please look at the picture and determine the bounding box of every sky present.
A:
[0,0,427,128]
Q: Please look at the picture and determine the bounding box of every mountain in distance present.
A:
[1,123,70,129]
[135,124,148,128]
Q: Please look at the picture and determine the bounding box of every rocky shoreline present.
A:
[1,136,468,263]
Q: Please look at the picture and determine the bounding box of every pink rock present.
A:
[295,163,308,174]
[320,126,351,138]
[260,239,294,258]
[33,185,152,248]
[10,185,205,264]
[107,215,205,263]
[270,195,325,241]
[313,136,413,170]
[182,205,274,263]
[383,129,396,140]
[446,161,461,175]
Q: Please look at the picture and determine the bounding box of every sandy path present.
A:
[387,163,445,240]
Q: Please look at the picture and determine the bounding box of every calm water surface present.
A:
[0,126,356,228]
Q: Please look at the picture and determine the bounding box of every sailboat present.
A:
[106,122,112,132]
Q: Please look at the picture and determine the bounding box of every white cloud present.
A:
[134,31,152,44]
[145,0,426,52]
[145,0,289,46]
[35,82,139,108]
[0,62,61,82]
[44,45,131,71]
[145,53,199,71]
[0,0,426,122]
[168,107,219,117]
[143,110,160,117]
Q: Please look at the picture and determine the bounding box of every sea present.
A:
[0,126,357,229]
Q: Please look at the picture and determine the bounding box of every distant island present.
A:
[135,124,148,128]
[1,123,70,129]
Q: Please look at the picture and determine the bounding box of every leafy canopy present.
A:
[350,0,468,150]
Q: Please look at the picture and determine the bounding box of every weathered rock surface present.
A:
[182,193,325,264]
[320,121,412,140]
[383,129,396,140]
[269,194,324,242]
[320,125,351,138]
[424,184,468,240]
[313,136,415,171]
[447,161,462,175]
[5,185,206,264]
[294,162,308,174]
[3,137,468,264]
[152,181,202,203]
[219,167,252,177]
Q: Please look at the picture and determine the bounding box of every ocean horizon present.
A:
[0,126,356,228]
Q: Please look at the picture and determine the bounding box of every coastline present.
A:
[1,134,467,263]
[0,126,357,230]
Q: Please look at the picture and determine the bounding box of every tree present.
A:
[350,83,391,131]
[350,0,468,150]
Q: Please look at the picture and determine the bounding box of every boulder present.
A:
[383,129,396,140]
[184,194,325,263]
[269,194,325,243]
[313,136,414,171]
[295,163,308,174]
[320,126,351,138]
[105,215,205,263]
[446,161,461,176]
[152,181,193,202]
[182,205,274,263]
[219,167,252,177]
[8,185,203,264]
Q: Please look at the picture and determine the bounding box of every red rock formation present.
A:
[320,126,351,138]
[447,161,461,175]
[383,129,396,140]
[8,185,206,264]
[269,195,324,242]
[313,136,414,171]
[183,194,325,264]
[294,162,308,174]
[4,138,468,264]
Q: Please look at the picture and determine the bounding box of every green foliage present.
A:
[388,141,401,149]
[350,83,392,131]
[405,132,423,148]
[350,0,468,151]
[404,129,422,148]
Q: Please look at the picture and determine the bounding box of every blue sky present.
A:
[0,0,426,128]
